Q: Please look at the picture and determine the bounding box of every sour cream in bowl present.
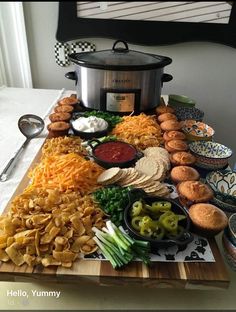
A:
[71,116,109,139]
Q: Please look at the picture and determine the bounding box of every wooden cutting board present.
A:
[0,139,230,290]
[0,238,229,289]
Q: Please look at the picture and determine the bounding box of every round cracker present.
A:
[144,147,169,159]
[130,174,152,185]
[119,170,140,186]
[152,155,170,171]
[116,168,130,182]
[145,183,167,193]
[135,156,158,177]
[97,167,121,184]
[152,163,165,181]
[153,186,170,197]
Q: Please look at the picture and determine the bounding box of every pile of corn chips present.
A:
[0,188,105,267]
[42,136,87,158]
[0,137,106,268]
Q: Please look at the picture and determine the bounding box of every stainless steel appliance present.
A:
[66,40,172,113]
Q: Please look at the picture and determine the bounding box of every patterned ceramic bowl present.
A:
[206,170,236,214]
[222,248,236,272]
[206,170,236,197]
[182,120,214,141]
[222,230,236,271]
[189,141,233,170]
[211,196,236,215]
[174,107,204,122]
[228,213,236,246]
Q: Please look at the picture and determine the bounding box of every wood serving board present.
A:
[0,138,230,290]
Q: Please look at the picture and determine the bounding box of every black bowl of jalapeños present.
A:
[88,139,143,169]
[123,194,193,251]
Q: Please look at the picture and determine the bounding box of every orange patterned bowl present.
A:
[182,119,214,141]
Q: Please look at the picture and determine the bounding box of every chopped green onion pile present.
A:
[93,186,131,226]
[92,220,151,269]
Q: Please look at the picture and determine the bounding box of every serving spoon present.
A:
[0,114,44,182]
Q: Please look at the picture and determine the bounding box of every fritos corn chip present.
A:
[0,189,105,267]
[42,136,86,158]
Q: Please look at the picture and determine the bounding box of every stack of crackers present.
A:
[135,147,171,181]
[97,166,170,197]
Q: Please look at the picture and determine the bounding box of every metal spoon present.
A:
[0,114,44,182]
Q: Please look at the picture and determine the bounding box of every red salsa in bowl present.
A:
[92,141,139,168]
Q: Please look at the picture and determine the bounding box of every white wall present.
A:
[23,2,236,165]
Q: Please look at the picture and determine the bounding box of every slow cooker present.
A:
[66,40,172,113]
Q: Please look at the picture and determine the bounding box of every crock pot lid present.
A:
[69,40,172,70]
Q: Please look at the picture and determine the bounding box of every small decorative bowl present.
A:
[222,230,236,271]
[168,94,196,108]
[206,170,236,204]
[223,250,236,272]
[228,213,236,246]
[206,170,236,213]
[189,141,233,170]
[182,120,214,141]
[223,230,236,259]
[173,107,204,122]
[211,196,236,215]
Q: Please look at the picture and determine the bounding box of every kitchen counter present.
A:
[0,87,235,311]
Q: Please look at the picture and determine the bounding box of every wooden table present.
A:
[0,148,230,290]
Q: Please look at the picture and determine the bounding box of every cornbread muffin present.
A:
[49,112,71,123]
[157,113,177,123]
[54,105,74,113]
[163,130,186,142]
[160,120,182,132]
[58,96,78,106]
[47,121,70,138]
[177,180,214,207]
[156,105,175,116]
[189,203,228,237]
[170,166,200,184]
[170,151,196,166]
[165,139,188,153]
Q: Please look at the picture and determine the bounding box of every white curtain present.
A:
[0,2,32,87]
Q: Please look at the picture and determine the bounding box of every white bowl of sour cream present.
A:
[71,116,109,139]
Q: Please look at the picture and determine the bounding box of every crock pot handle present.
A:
[112,40,129,53]
[161,73,173,87]
[162,73,173,83]
[65,71,78,85]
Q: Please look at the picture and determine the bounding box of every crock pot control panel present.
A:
[100,88,141,113]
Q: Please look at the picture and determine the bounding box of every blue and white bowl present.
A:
[228,213,236,246]
[222,230,236,271]
[206,170,236,214]
[174,106,204,122]
[189,141,233,170]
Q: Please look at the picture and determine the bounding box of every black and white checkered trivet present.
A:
[70,41,96,53]
[54,41,96,67]
[54,42,70,67]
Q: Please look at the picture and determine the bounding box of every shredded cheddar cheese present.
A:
[27,153,104,194]
[111,113,163,150]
